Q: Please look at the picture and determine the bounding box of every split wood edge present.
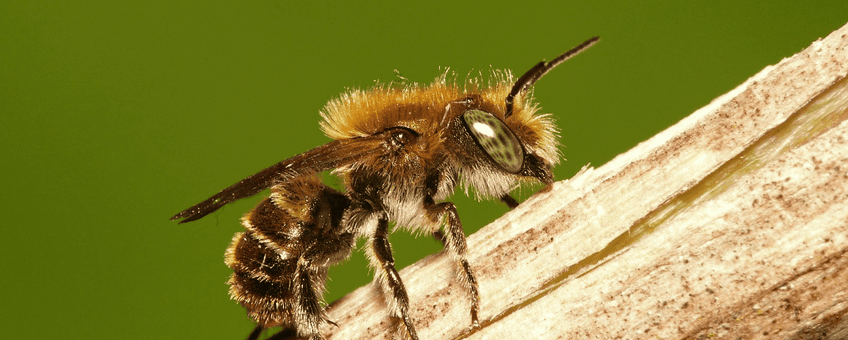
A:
[311,23,848,340]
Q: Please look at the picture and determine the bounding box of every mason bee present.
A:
[171,36,598,340]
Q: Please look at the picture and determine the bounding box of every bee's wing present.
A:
[170,135,383,223]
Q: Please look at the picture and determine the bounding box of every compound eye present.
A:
[462,110,524,173]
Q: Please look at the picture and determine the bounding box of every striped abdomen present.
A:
[224,175,353,334]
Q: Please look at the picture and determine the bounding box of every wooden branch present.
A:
[315,23,848,340]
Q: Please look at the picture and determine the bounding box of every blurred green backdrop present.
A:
[2,1,846,339]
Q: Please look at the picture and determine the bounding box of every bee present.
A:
[171,36,598,340]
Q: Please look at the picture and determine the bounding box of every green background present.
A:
[3,1,845,339]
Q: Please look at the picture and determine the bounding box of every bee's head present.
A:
[448,88,555,200]
[452,37,599,199]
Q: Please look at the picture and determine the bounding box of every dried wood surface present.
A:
[311,22,848,340]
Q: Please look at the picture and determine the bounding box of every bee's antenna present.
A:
[505,36,599,117]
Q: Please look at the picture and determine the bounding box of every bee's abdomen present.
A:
[225,195,303,328]
[224,176,351,329]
